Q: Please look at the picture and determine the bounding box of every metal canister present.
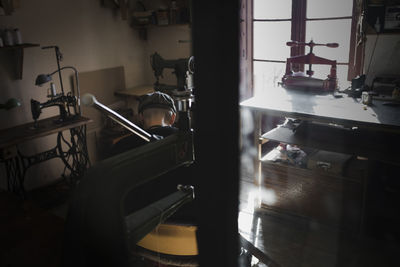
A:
[361,91,372,105]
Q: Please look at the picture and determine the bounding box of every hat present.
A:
[138,91,176,113]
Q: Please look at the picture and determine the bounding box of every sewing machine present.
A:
[150,52,194,93]
[30,46,81,127]
[150,52,195,130]
[30,93,77,126]
[280,40,339,91]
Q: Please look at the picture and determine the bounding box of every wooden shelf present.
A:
[131,23,190,40]
[0,43,40,79]
[259,159,364,232]
[0,43,40,50]
[260,122,400,165]
[114,85,154,99]
[260,148,366,183]
[132,23,189,29]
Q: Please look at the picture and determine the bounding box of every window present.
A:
[252,0,356,94]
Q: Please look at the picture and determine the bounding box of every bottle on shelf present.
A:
[169,1,178,24]
[2,28,14,46]
[13,28,22,45]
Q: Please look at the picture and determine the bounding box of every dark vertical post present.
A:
[55,46,65,95]
[192,1,240,267]
[291,0,307,71]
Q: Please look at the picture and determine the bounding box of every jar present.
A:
[13,28,22,45]
[3,28,14,46]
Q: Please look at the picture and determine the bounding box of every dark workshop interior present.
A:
[1,0,400,266]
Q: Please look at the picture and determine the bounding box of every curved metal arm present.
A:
[82,93,154,142]
[49,66,81,114]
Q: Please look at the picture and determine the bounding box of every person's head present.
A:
[138,92,176,129]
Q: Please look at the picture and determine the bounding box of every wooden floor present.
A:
[2,172,399,267]
[238,177,400,267]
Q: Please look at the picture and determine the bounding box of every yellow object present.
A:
[392,88,400,100]
[137,223,198,256]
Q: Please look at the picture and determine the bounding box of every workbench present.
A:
[240,86,400,233]
[114,85,154,99]
[0,115,92,197]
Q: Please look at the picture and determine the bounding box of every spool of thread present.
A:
[48,83,57,97]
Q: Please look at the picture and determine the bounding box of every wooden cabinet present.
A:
[260,154,366,233]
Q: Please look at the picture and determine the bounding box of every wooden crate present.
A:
[260,158,366,232]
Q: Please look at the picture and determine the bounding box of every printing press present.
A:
[280,40,339,91]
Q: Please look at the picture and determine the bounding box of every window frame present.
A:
[249,0,361,93]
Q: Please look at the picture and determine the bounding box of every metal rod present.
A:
[239,234,281,267]
[81,94,152,142]
[253,18,292,22]
[253,58,350,65]
[306,16,352,21]
[53,46,65,95]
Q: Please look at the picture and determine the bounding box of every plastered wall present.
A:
[0,0,191,190]
[364,33,400,85]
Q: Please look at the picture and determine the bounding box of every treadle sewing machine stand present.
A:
[0,46,90,198]
[0,115,91,197]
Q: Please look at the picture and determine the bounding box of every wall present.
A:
[0,0,148,190]
[364,33,400,85]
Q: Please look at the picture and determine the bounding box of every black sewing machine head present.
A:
[30,94,77,125]
[150,52,194,93]
[30,82,77,127]
[31,46,82,127]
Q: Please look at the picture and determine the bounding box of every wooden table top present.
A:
[0,115,92,149]
[240,87,400,132]
[114,85,154,99]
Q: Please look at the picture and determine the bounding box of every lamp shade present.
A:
[35,74,52,86]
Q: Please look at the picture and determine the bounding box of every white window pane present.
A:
[253,61,286,94]
[306,20,352,63]
[254,22,291,61]
[311,65,351,89]
[254,0,291,19]
[307,0,353,18]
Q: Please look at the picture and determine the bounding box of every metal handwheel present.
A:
[57,125,90,185]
